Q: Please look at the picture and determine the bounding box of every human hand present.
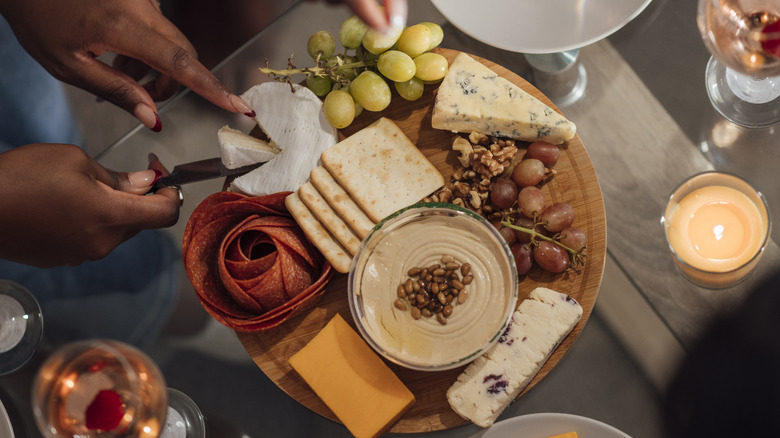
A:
[0,144,181,267]
[325,0,408,32]
[0,0,255,132]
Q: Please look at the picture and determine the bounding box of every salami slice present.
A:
[183,191,333,332]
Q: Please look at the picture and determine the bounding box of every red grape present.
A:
[533,241,570,273]
[514,215,536,244]
[540,202,574,232]
[490,177,519,210]
[517,186,546,218]
[526,141,560,167]
[510,243,533,275]
[498,225,517,245]
[559,226,586,252]
[511,158,546,187]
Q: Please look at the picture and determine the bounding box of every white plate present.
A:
[472,412,630,438]
[431,0,652,54]
[0,398,14,438]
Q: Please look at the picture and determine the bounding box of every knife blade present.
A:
[149,157,264,192]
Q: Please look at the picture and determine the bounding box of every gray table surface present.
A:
[5,0,763,436]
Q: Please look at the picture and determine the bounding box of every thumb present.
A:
[116,169,163,194]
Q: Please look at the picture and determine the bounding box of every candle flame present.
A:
[713,224,725,241]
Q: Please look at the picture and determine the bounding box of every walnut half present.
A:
[452,137,473,168]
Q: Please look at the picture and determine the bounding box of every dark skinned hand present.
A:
[0,144,180,267]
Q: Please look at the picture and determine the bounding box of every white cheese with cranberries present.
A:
[432,53,576,145]
[446,287,582,427]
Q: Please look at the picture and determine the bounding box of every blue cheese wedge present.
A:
[217,125,279,169]
[432,53,576,145]
[230,83,338,196]
[446,287,582,427]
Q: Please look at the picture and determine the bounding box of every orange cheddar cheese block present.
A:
[288,314,415,438]
[545,433,578,438]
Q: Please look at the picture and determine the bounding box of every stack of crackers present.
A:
[285,118,445,273]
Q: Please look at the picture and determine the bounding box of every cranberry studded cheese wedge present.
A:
[432,53,576,145]
[229,82,339,196]
[446,287,582,427]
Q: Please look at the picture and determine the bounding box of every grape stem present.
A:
[500,219,587,267]
[259,54,378,88]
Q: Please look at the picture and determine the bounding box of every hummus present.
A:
[351,208,517,370]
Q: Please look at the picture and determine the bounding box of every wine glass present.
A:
[160,388,206,438]
[0,280,43,376]
[32,339,169,437]
[697,0,780,127]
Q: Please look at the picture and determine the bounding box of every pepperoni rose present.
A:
[183,191,332,331]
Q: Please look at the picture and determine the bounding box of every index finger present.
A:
[345,0,407,31]
[119,31,255,117]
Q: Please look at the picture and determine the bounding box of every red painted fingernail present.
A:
[152,114,162,132]
[230,95,255,118]
[134,104,162,132]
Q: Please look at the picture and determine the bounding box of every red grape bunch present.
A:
[487,141,587,275]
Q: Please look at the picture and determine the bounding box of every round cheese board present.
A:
[236,48,607,433]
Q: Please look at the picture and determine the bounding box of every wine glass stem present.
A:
[725,67,780,104]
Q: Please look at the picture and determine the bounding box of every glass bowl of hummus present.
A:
[348,203,518,371]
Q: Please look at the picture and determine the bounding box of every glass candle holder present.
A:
[661,171,771,289]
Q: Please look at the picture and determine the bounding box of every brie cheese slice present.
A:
[218,125,279,169]
[230,82,338,196]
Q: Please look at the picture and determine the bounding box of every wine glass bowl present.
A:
[697,0,780,126]
[32,339,168,437]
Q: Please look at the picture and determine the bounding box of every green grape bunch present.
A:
[259,17,446,129]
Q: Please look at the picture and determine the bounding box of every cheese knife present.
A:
[149,157,264,193]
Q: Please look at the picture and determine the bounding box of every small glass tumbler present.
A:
[661,171,771,289]
[0,280,43,375]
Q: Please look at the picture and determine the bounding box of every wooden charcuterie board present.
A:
[236,48,607,433]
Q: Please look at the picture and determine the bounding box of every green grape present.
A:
[362,25,403,55]
[354,101,364,118]
[420,22,444,50]
[414,52,449,82]
[323,90,356,129]
[394,76,425,101]
[377,50,415,82]
[397,24,432,58]
[394,77,425,101]
[350,71,391,112]
[306,75,332,97]
[339,15,369,49]
[307,31,336,60]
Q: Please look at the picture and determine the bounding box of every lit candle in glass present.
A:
[662,171,771,288]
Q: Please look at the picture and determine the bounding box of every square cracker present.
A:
[298,182,362,255]
[321,118,444,223]
[309,166,375,239]
[285,193,353,274]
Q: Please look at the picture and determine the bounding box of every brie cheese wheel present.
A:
[217,125,279,169]
[230,82,338,196]
[432,53,576,144]
[446,287,582,427]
